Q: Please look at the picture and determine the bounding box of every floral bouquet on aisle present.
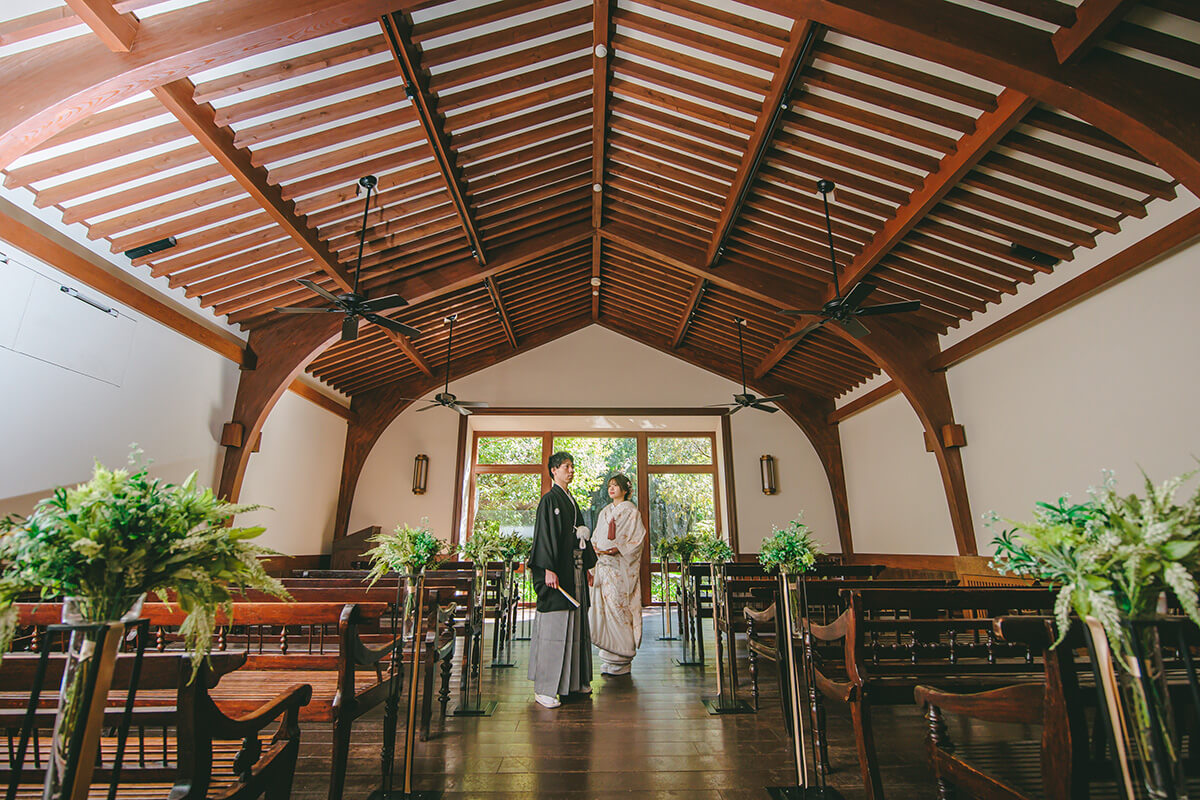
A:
[758,514,822,575]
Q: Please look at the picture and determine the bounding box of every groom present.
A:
[527,451,597,708]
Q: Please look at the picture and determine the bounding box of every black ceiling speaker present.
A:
[274,175,419,343]
[123,236,176,259]
[777,179,921,344]
[706,318,785,415]
[394,314,490,415]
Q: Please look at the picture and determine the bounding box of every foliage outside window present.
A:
[476,436,541,465]
[552,436,637,528]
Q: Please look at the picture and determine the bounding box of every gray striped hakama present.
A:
[527,608,592,697]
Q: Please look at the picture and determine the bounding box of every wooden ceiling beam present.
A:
[822,89,1036,305]
[379,329,434,377]
[379,11,485,266]
[670,279,709,349]
[705,19,820,267]
[485,276,519,349]
[63,0,138,52]
[150,79,356,293]
[1052,0,1137,64]
[592,0,611,229]
[591,234,601,321]
[754,316,819,379]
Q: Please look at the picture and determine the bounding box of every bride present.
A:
[588,473,647,675]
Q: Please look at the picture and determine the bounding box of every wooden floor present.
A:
[291,610,946,800]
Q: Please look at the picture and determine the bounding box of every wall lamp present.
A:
[760,454,777,495]
[413,454,429,495]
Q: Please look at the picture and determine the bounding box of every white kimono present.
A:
[587,500,647,674]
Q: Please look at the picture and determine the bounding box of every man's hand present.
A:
[545,569,559,588]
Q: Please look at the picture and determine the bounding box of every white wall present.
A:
[351,326,841,553]
[237,390,347,555]
[0,246,350,559]
[949,234,1200,553]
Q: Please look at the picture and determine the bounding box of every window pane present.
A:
[552,436,637,527]
[648,436,712,465]
[476,436,541,465]
[472,473,541,539]
[648,473,717,553]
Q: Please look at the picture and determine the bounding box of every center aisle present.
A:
[291,609,933,800]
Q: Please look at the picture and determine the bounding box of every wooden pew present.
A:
[0,651,311,800]
[801,586,1056,800]
[13,601,420,800]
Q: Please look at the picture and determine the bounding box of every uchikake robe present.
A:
[588,500,647,669]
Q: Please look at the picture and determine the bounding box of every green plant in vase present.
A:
[363,520,446,584]
[759,515,823,575]
[696,534,733,565]
[991,468,1200,798]
[498,531,532,564]
[460,528,504,566]
[659,531,700,565]
[0,451,288,796]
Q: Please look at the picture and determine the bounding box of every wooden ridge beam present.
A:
[825,88,1036,304]
[485,275,519,349]
[380,11,486,266]
[592,0,612,228]
[64,0,138,52]
[1052,0,1137,65]
[380,329,433,377]
[591,233,601,320]
[150,79,356,293]
[704,19,820,267]
[670,278,708,348]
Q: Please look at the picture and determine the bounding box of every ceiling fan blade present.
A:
[756,394,786,403]
[751,404,780,413]
[341,315,359,342]
[842,281,876,309]
[454,401,490,408]
[297,279,343,305]
[777,308,826,317]
[837,317,871,339]
[415,403,442,413]
[452,404,473,416]
[274,306,339,314]
[704,402,739,408]
[363,313,422,339]
[359,294,408,313]
[726,405,743,416]
[855,300,922,317]
[783,320,826,343]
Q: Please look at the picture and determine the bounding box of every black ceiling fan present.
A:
[274,175,420,343]
[399,314,489,415]
[707,318,785,415]
[778,179,920,344]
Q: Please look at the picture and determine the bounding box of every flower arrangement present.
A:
[696,534,733,564]
[461,528,503,565]
[0,452,289,668]
[990,468,1200,647]
[363,520,445,585]
[759,514,823,574]
[655,531,700,564]
[497,531,532,563]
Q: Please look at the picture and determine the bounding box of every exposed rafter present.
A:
[380,11,486,266]
[822,88,1036,304]
[704,19,821,267]
[380,329,433,377]
[592,0,612,229]
[485,276,518,349]
[754,316,817,379]
[150,79,357,293]
[64,0,138,52]
[1053,0,1137,64]
[670,278,708,349]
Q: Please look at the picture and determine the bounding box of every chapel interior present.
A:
[1,0,1199,798]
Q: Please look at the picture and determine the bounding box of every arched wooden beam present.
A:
[827,316,978,556]
[329,316,593,541]
[795,0,1200,195]
[217,313,344,502]
[596,318,855,555]
[0,0,399,169]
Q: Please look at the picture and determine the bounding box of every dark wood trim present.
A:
[670,278,707,349]
[287,379,352,420]
[1052,0,1137,64]
[484,275,518,349]
[591,234,601,321]
[380,329,433,377]
[843,552,957,573]
[591,0,611,229]
[261,553,329,576]
[720,414,740,555]
[469,406,730,416]
[450,412,469,546]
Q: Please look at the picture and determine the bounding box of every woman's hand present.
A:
[545,569,559,588]
[587,571,594,587]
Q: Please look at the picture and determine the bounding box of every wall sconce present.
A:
[412,454,429,495]
[760,454,777,495]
